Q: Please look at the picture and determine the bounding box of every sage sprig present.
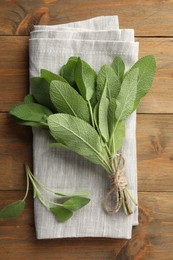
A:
[0,165,90,221]
[6,55,156,217]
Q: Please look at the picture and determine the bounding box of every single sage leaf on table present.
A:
[98,79,109,142]
[111,56,125,82]
[48,113,110,171]
[30,77,55,111]
[96,64,120,101]
[115,68,139,120]
[10,103,52,123]
[50,80,90,123]
[75,57,97,101]
[0,200,25,218]
[63,197,90,211]
[50,206,73,222]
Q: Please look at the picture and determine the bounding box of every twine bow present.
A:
[103,153,136,215]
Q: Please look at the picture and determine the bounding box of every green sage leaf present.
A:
[41,69,67,84]
[127,55,156,104]
[55,190,90,197]
[49,143,67,148]
[15,119,47,128]
[48,114,110,171]
[10,103,52,123]
[115,68,139,120]
[75,57,96,101]
[30,77,55,111]
[108,98,117,136]
[111,120,125,152]
[63,197,90,211]
[60,56,78,87]
[93,102,99,131]
[0,200,25,218]
[24,94,35,103]
[111,56,125,82]
[50,206,73,222]
[50,80,90,123]
[96,65,120,101]
[98,80,109,142]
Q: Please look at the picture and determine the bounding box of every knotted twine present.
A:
[103,153,129,214]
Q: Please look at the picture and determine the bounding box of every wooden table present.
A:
[0,1,173,259]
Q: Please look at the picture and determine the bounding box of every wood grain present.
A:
[0,113,173,192]
[0,37,173,113]
[0,191,173,260]
[0,0,173,36]
[0,1,173,259]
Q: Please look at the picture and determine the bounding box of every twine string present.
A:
[103,153,128,213]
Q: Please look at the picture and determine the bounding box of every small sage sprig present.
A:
[0,165,90,221]
[8,55,156,216]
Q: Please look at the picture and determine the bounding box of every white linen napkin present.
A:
[29,16,138,239]
[30,29,134,42]
[34,15,119,30]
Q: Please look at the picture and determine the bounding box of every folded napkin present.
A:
[34,16,119,30]
[30,29,134,42]
[29,16,138,239]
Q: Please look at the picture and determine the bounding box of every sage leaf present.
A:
[111,56,125,82]
[75,57,97,101]
[0,200,25,218]
[93,102,99,131]
[50,206,73,222]
[108,98,117,136]
[98,80,109,142]
[15,119,47,128]
[127,55,156,102]
[60,56,78,87]
[30,77,55,111]
[41,69,67,84]
[63,197,90,211]
[50,80,90,123]
[49,143,67,148]
[55,190,90,197]
[24,94,35,103]
[115,68,139,120]
[111,120,125,153]
[48,114,110,171]
[96,65,120,101]
[108,98,118,152]
[90,91,98,108]
[10,103,52,123]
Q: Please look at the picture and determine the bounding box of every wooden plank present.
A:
[0,37,173,113]
[0,113,173,192]
[136,38,173,114]
[0,37,29,112]
[0,191,173,259]
[0,0,173,36]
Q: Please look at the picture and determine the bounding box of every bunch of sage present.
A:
[1,55,156,220]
